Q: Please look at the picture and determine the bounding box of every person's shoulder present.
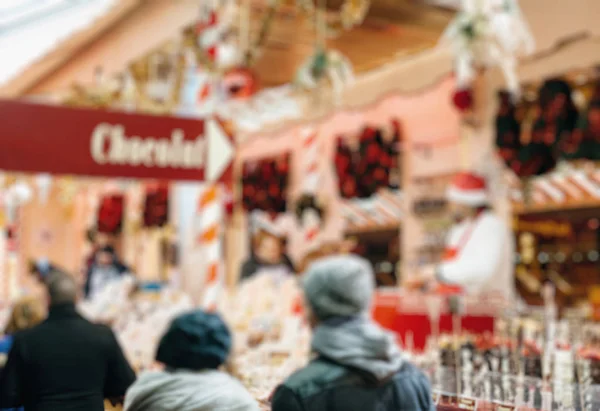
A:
[478,211,506,231]
[390,362,432,394]
[280,359,350,398]
[392,361,428,381]
[215,373,259,407]
[480,210,503,224]
[74,318,117,341]
[10,322,45,341]
[180,371,259,409]
[0,335,13,353]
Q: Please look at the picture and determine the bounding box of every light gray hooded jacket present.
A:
[124,369,260,411]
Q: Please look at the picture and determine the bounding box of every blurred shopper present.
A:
[0,297,45,411]
[124,310,259,411]
[239,221,294,282]
[406,172,515,300]
[0,273,136,410]
[83,228,113,278]
[271,255,434,411]
[28,258,60,283]
[85,245,130,299]
[0,296,46,365]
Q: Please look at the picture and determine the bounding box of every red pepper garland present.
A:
[142,183,169,228]
[494,78,593,179]
[241,153,290,215]
[334,120,401,199]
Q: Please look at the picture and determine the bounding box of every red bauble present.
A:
[452,88,474,112]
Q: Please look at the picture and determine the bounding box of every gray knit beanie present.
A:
[302,254,375,320]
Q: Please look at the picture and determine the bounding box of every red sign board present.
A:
[0,100,234,182]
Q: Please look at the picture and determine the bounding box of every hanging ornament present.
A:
[11,182,33,204]
[296,0,371,36]
[35,174,52,204]
[452,88,474,112]
[295,48,354,100]
[295,0,353,101]
[195,0,240,71]
[441,0,534,99]
[222,67,258,99]
[3,181,33,224]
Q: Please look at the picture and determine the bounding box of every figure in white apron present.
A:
[407,172,516,301]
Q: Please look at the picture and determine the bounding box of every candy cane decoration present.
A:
[299,127,322,249]
[302,128,320,194]
[197,185,224,311]
[194,1,221,107]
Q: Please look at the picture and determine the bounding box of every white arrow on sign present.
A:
[205,119,234,182]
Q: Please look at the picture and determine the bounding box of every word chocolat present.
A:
[91,123,205,169]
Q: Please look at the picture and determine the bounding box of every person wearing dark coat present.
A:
[0,273,136,411]
[271,255,435,411]
[84,245,129,299]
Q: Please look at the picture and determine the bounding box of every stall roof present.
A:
[0,0,137,96]
[511,166,600,214]
[342,189,403,233]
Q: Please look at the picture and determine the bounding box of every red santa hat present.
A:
[446,172,488,206]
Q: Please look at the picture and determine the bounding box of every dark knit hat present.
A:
[156,310,231,370]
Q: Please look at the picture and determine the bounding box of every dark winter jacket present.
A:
[271,357,435,411]
[0,303,135,411]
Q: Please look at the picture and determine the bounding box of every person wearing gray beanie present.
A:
[272,254,435,411]
[302,254,375,320]
[124,310,259,411]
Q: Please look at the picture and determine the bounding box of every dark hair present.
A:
[98,245,116,255]
[85,228,97,244]
[475,204,492,213]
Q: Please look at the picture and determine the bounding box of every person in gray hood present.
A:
[123,310,259,411]
[271,254,435,411]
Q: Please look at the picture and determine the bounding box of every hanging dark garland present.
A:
[561,82,600,161]
[496,79,582,181]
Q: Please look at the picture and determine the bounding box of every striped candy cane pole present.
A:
[300,128,322,248]
[197,185,224,311]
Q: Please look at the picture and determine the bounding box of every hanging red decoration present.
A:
[223,186,234,218]
[223,67,258,99]
[143,183,169,228]
[97,194,124,234]
[452,88,474,112]
[241,153,290,214]
[334,120,400,199]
